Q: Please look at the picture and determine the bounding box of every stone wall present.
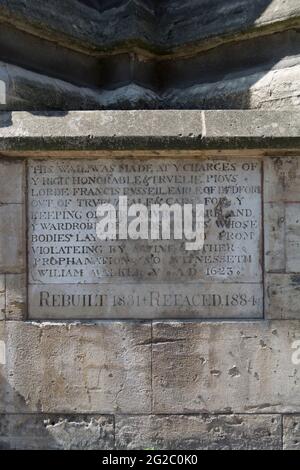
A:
[0,0,300,451]
[0,110,299,449]
[0,0,299,110]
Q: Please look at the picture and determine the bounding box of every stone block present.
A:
[0,414,114,450]
[27,157,263,320]
[0,159,24,204]
[264,156,300,203]
[116,414,282,450]
[264,201,300,277]
[0,204,25,273]
[283,415,300,450]
[2,321,151,414]
[0,276,5,320]
[0,111,299,152]
[264,203,285,273]
[265,274,300,319]
[5,274,26,320]
[152,321,300,413]
[286,203,300,272]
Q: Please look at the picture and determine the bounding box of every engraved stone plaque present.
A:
[28,158,263,319]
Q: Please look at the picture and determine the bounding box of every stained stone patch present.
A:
[115,414,282,450]
[2,321,151,414]
[265,274,300,319]
[0,414,114,450]
[264,202,285,273]
[283,415,300,450]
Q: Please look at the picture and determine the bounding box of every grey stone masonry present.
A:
[0,159,25,275]
[0,110,299,449]
[0,110,299,151]
[264,156,300,319]
[115,414,282,450]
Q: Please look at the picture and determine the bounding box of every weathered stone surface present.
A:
[2,321,151,413]
[283,415,300,450]
[0,158,24,203]
[0,0,155,54]
[0,2,299,112]
[0,111,299,152]
[264,203,285,273]
[264,157,300,274]
[0,276,5,320]
[0,414,114,450]
[0,37,299,111]
[28,283,263,320]
[0,110,202,142]
[0,204,25,273]
[159,0,300,50]
[152,321,300,413]
[265,274,300,319]
[0,322,5,410]
[266,215,300,273]
[204,111,300,140]
[286,204,300,273]
[1,60,299,112]
[0,62,159,111]
[264,157,299,277]
[0,0,299,52]
[5,274,26,321]
[264,156,300,203]
[166,60,300,110]
[116,414,282,450]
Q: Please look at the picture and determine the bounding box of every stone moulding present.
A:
[0,110,299,153]
[0,109,300,448]
[0,1,299,111]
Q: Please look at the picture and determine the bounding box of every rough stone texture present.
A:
[0,204,25,273]
[152,321,300,414]
[265,274,300,319]
[0,0,298,52]
[204,110,300,139]
[286,204,300,272]
[5,274,26,321]
[264,202,285,273]
[0,322,5,412]
[27,156,262,321]
[283,415,300,450]
[116,414,282,450]
[165,62,300,110]
[264,156,300,203]
[0,0,299,451]
[0,62,159,111]
[0,414,114,450]
[0,276,5,320]
[264,156,300,279]
[0,158,24,203]
[264,202,300,275]
[0,1,298,110]
[158,0,300,50]
[0,110,299,152]
[0,54,299,111]
[1,321,151,414]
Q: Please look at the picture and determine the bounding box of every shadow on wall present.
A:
[0,374,113,450]
[0,0,297,111]
[77,0,299,109]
